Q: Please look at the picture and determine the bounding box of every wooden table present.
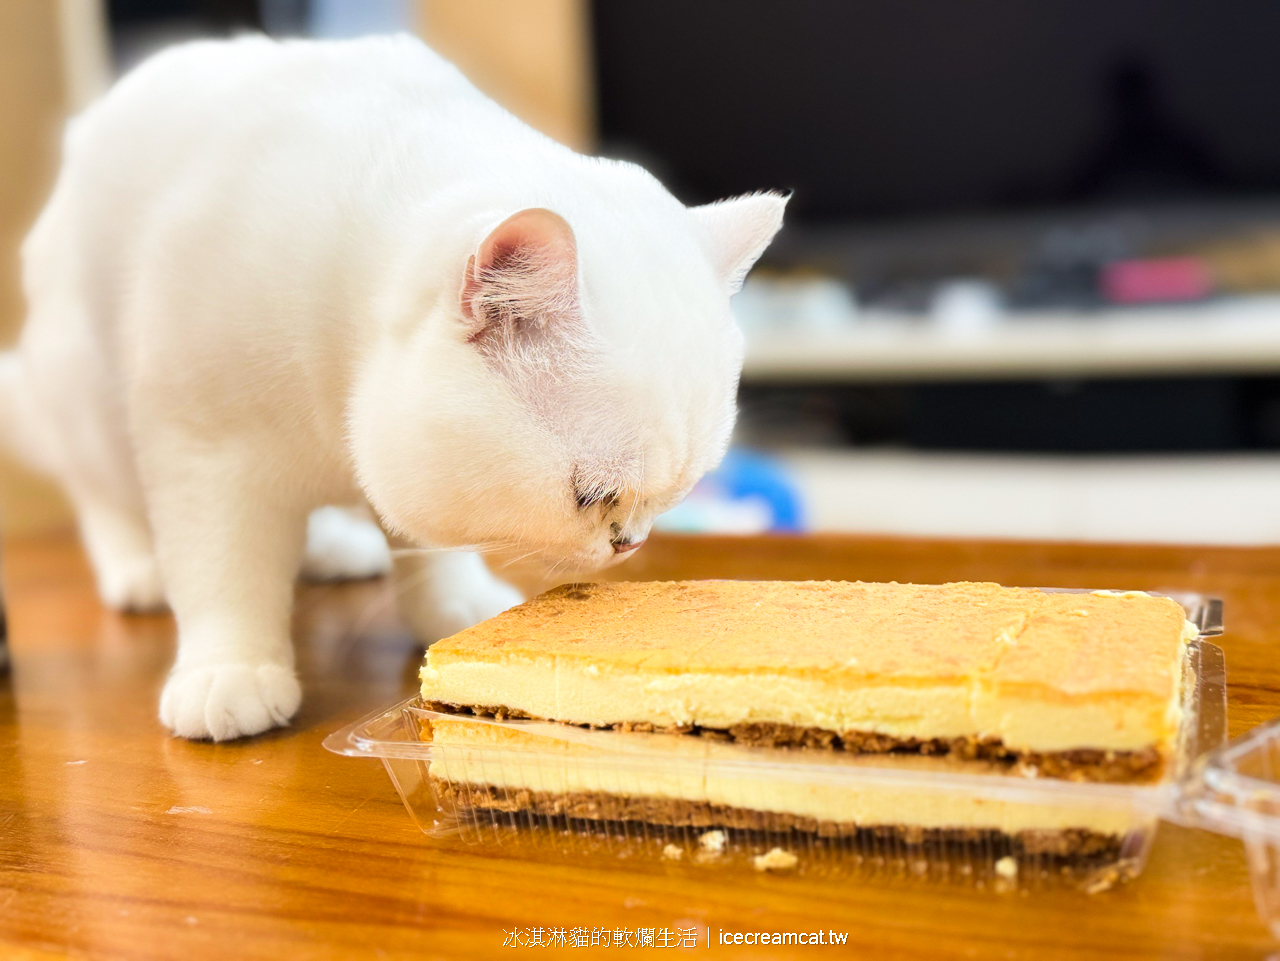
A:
[3,532,1279,960]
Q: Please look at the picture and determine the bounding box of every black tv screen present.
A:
[593,1,1280,224]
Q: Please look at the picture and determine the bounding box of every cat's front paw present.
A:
[97,552,167,613]
[300,506,391,582]
[159,663,301,741]
[433,580,524,638]
[401,570,523,643]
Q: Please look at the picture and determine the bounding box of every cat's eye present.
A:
[574,488,620,511]
[573,476,621,512]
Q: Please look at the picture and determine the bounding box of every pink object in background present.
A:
[1100,256,1214,305]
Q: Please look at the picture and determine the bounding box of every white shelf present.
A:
[780,449,1280,545]
[741,296,1280,381]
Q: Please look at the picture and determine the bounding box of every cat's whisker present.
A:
[494,547,546,571]
[387,541,512,558]
[539,555,572,588]
[623,449,645,532]
[388,546,457,557]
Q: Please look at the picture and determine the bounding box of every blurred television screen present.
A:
[595,0,1280,223]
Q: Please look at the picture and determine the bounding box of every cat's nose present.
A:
[612,538,645,555]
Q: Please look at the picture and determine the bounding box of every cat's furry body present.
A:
[0,35,785,740]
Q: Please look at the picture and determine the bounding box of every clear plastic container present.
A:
[1170,714,1280,935]
[326,590,1233,897]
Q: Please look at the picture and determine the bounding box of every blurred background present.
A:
[6,0,1280,545]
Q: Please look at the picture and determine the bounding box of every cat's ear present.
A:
[460,208,580,341]
[690,191,789,293]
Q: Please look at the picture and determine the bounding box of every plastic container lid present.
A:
[322,589,1280,927]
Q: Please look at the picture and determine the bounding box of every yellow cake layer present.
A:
[425,717,1146,837]
[420,580,1194,755]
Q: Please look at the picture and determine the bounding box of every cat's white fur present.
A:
[0,35,785,740]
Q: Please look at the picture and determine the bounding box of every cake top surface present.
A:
[425,580,1191,699]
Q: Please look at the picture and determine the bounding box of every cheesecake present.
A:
[418,580,1196,854]
[421,580,1194,778]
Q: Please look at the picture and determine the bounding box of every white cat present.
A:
[0,35,785,741]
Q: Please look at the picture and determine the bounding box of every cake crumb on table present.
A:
[1084,866,1123,894]
[698,830,726,853]
[661,844,683,861]
[753,848,799,872]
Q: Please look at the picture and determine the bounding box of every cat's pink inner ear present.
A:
[460,208,579,337]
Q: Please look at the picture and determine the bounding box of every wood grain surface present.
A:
[3,532,1280,960]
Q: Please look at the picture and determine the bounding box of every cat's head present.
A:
[351,177,786,576]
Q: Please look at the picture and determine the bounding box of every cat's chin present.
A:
[599,549,641,570]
